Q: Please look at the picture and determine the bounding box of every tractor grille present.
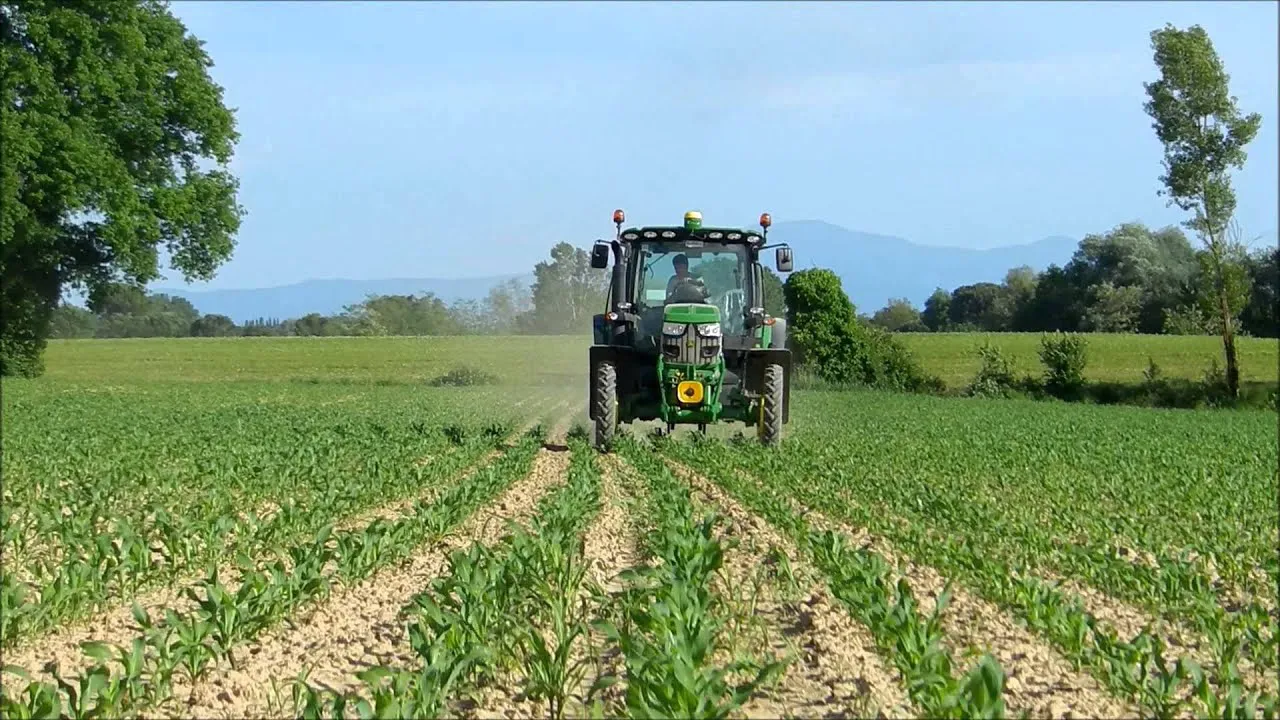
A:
[662,324,721,365]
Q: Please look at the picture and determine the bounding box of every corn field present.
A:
[2,340,1277,719]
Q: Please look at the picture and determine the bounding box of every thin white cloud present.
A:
[761,52,1151,111]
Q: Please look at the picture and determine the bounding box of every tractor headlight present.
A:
[695,323,722,338]
[662,322,686,336]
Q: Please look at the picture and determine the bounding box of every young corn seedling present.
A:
[0,667,65,719]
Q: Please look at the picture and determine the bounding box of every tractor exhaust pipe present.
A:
[610,209,628,315]
[610,244,627,314]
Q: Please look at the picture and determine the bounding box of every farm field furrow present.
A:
[288,429,597,719]
[644,444,1007,717]
[789,393,1278,630]
[701,461,1136,718]
[563,460,644,715]
[597,441,792,718]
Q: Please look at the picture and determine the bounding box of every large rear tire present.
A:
[592,361,618,452]
[758,362,784,447]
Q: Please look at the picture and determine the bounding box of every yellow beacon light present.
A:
[684,210,703,231]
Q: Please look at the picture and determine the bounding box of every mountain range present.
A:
[768,220,1080,313]
[153,220,1084,322]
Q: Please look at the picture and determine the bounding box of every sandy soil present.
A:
[169,419,575,719]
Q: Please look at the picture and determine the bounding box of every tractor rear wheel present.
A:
[592,360,618,452]
[758,362,784,447]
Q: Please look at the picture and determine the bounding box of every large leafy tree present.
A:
[1240,247,1278,338]
[1067,223,1198,333]
[522,242,607,334]
[1,0,244,375]
[870,297,926,332]
[1143,23,1262,397]
[921,288,951,332]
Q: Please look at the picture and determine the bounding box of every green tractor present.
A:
[588,209,794,451]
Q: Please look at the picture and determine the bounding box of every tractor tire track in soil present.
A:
[3,402,565,687]
[729,468,1134,719]
[570,460,645,716]
[175,413,576,719]
[461,454,644,720]
[665,462,914,720]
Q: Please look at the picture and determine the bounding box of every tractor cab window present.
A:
[635,241,749,333]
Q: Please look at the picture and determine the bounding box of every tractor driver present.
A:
[666,253,708,303]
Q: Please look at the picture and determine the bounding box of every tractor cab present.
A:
[588,210,794,451]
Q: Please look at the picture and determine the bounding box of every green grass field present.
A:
[899,332,1278,388]
[37,332,1277,391]
[2,334,1275,718]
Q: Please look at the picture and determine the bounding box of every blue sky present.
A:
[164,0,1279,290]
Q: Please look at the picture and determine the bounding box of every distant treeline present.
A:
[51,224,1277,341]
[51,242,787,340]
[862,223,1278,339]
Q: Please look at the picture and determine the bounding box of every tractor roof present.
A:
[618,226,766,246]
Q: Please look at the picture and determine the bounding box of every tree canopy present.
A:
[1,0,243,375]
[865,221,1276,340]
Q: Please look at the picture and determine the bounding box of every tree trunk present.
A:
[1218,289,1240,398]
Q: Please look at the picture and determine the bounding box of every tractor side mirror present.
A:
[590,241,610,269]
[775,247,793,273]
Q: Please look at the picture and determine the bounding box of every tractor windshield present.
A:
[634,241,749,332]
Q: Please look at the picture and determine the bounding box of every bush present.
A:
[966,342,1018,398]
[1038,332,1088,400]
[428,365,499,387]
[783,269,940,392]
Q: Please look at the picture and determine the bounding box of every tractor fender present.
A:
[745,349,791,423]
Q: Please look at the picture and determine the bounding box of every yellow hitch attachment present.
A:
[676,380,704,405]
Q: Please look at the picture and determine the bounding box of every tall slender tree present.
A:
[1143,23,1262,397]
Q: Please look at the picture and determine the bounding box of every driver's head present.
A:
[673,254,689,276]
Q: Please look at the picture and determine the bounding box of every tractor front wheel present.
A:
[757,362,784,447]
[592,360,618,452]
